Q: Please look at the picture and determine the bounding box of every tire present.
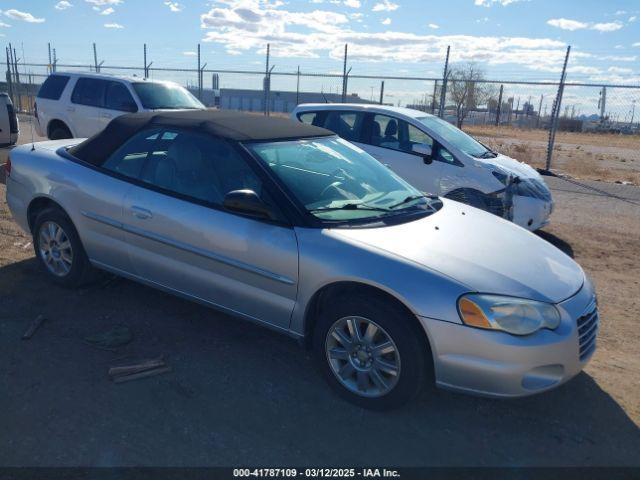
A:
[49,124,72,140]
[312,292,430,410]
[32,207,94,287]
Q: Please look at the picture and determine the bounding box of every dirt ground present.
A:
[465,125,640,186]
[0,123,639,467]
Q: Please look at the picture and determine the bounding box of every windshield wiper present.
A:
[476,150,497,159]
[386,195,428,210]
[309,203,391,213]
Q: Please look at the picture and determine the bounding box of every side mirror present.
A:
[412,144,433,164]
[223,189,274,220]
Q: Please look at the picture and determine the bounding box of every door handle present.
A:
[66,106,75,113]
[131,206,153,220]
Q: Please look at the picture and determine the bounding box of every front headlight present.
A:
[458,294,561,336]
[515,178,552,201]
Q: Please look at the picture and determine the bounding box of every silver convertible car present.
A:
[5,110,598,409]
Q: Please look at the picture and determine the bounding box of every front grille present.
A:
[577,303,598,361]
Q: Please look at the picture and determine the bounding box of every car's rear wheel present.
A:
[313,293,429,410]
[33,208,94,287]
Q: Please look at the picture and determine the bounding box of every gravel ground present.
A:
[0,127,638,467]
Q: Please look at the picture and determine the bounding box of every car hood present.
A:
[331,199,583,304]
[480,153,541,180]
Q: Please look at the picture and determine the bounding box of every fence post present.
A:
[438,45,450,118]
[495,84,503,126]
[263,43,270,115]
[93,43,98,72]
[379,80,385,105]
[536,94,544,128]
[341,44,348,103]
[48,43,52,74]
[431,80,438,113]
[545,45,571,171]
[5,47,13,105]
[52,48,57,72]
[144,43,147,78]
[296,65,300,106]
[197,44,202,100]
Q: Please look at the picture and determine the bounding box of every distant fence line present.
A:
[4,41,640,170]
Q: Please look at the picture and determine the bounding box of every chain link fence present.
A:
[3,42,639,184]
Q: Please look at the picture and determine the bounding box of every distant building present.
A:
[188,87,378,113]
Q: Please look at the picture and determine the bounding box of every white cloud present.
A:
[85,0,122,5]
[0,21,10,27]
[3,9,45,23]
[547,18,623,32]
[372,0,398,12]
[104,22,123,28]
[100,7,115,15]
[474,0,524,6]
[183,51,197,56]
[55,1,73,10]
[633,42,640,47]
[546,18,588,31]
[344,0,361,7]
[629,16,637,22]
[165,1,184,12]
[428,23,439,29]
[591,21,623,32]
[608,66,632,74]
[381,17,390,25]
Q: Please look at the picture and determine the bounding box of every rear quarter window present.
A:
[37,75,70,100]
[71,78,108,107]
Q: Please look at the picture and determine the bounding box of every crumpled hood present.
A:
[482,153,541,180]
[331,199,583,304]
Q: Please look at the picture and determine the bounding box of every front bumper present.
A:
[419,283,597,398]
[511,195,553,231]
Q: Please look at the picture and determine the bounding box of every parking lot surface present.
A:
[1,126,638,466]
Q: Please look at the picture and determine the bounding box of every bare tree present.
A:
[447,63,496,128]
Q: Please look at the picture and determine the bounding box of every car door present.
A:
[361,114,443,195]
[101,81,139,129]
[74,129,159,274]
[121,129,299,330]
[68,77,109,138]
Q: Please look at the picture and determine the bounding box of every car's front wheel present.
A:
[32,207,94,287]
[313,293,430,410]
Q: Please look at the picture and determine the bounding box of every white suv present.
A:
[34,72,205,140]
[292,103,553,231]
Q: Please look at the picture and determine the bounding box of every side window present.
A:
[371,115,434,155]
[102,128,161,179]
[371,114,400,150]
[105,82,137,112]
[37,75,70,100]
[139,131,264,207]
[298,112,318,125]
[71,78,107,107]
[323,111,365,142]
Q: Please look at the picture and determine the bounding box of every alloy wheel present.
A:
[38,221,74,277]
[325,316,401,398]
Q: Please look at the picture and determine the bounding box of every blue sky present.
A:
[1,0,639,111]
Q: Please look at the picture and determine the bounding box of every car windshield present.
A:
[417,116,494,158]
[132,82,204,110]
[248,137,437,222]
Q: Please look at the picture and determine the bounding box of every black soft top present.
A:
[69,109,333,165]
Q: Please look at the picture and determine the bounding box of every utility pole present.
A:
[379,80,385,105]
[438,45,450,118]
[545,45,571,171]
[341,44,348,103]
[495,84,503,126]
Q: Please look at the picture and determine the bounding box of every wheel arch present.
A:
[27,196,71,233]
[302,281,433,362]
[47,118,73,139]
